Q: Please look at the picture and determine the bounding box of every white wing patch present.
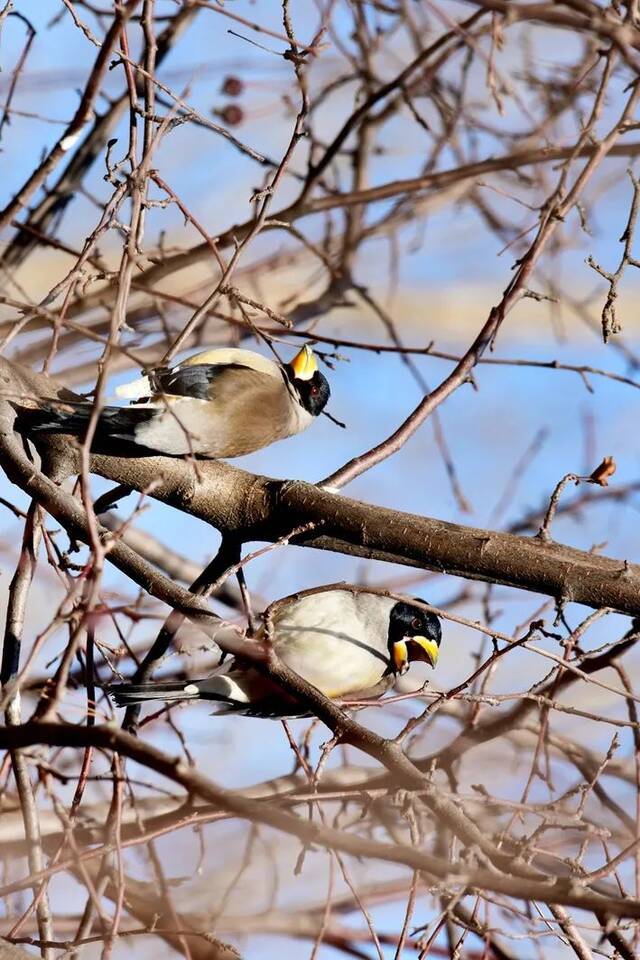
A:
[115,374,152,400]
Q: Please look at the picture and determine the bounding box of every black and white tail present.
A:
[108,675,250,710]
[14,402,155,446]
[107,675,305,718]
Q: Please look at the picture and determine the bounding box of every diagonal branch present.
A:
[2,356,640,616]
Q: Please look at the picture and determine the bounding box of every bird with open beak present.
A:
[109,589,442,718]
[16,344,330,458]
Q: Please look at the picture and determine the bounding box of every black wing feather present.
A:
[150,363,254,401]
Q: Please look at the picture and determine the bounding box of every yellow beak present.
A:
[393,636,439,674]
[412,635,439,668]
[393,639,410,675]
[290,344,318,381]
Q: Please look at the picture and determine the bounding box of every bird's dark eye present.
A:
[411,617,421,629]
[310,386,318,396]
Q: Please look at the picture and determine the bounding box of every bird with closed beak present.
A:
[17,344,330,458]
[109,589,442,718]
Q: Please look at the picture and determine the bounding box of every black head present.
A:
[293,370,331,417]
[285,344,330,417]
[388,599,441,675]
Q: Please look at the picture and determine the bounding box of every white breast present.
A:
[272,592,396,698]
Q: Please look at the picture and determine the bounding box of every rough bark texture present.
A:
[2,356,638,615]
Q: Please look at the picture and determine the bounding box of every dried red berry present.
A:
[221,75,244,97]
[218,104,244,126]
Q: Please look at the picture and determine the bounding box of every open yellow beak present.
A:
[290,344,318,381]
[393,636,439,674]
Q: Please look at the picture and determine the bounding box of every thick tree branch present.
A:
[2,356,639,616]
